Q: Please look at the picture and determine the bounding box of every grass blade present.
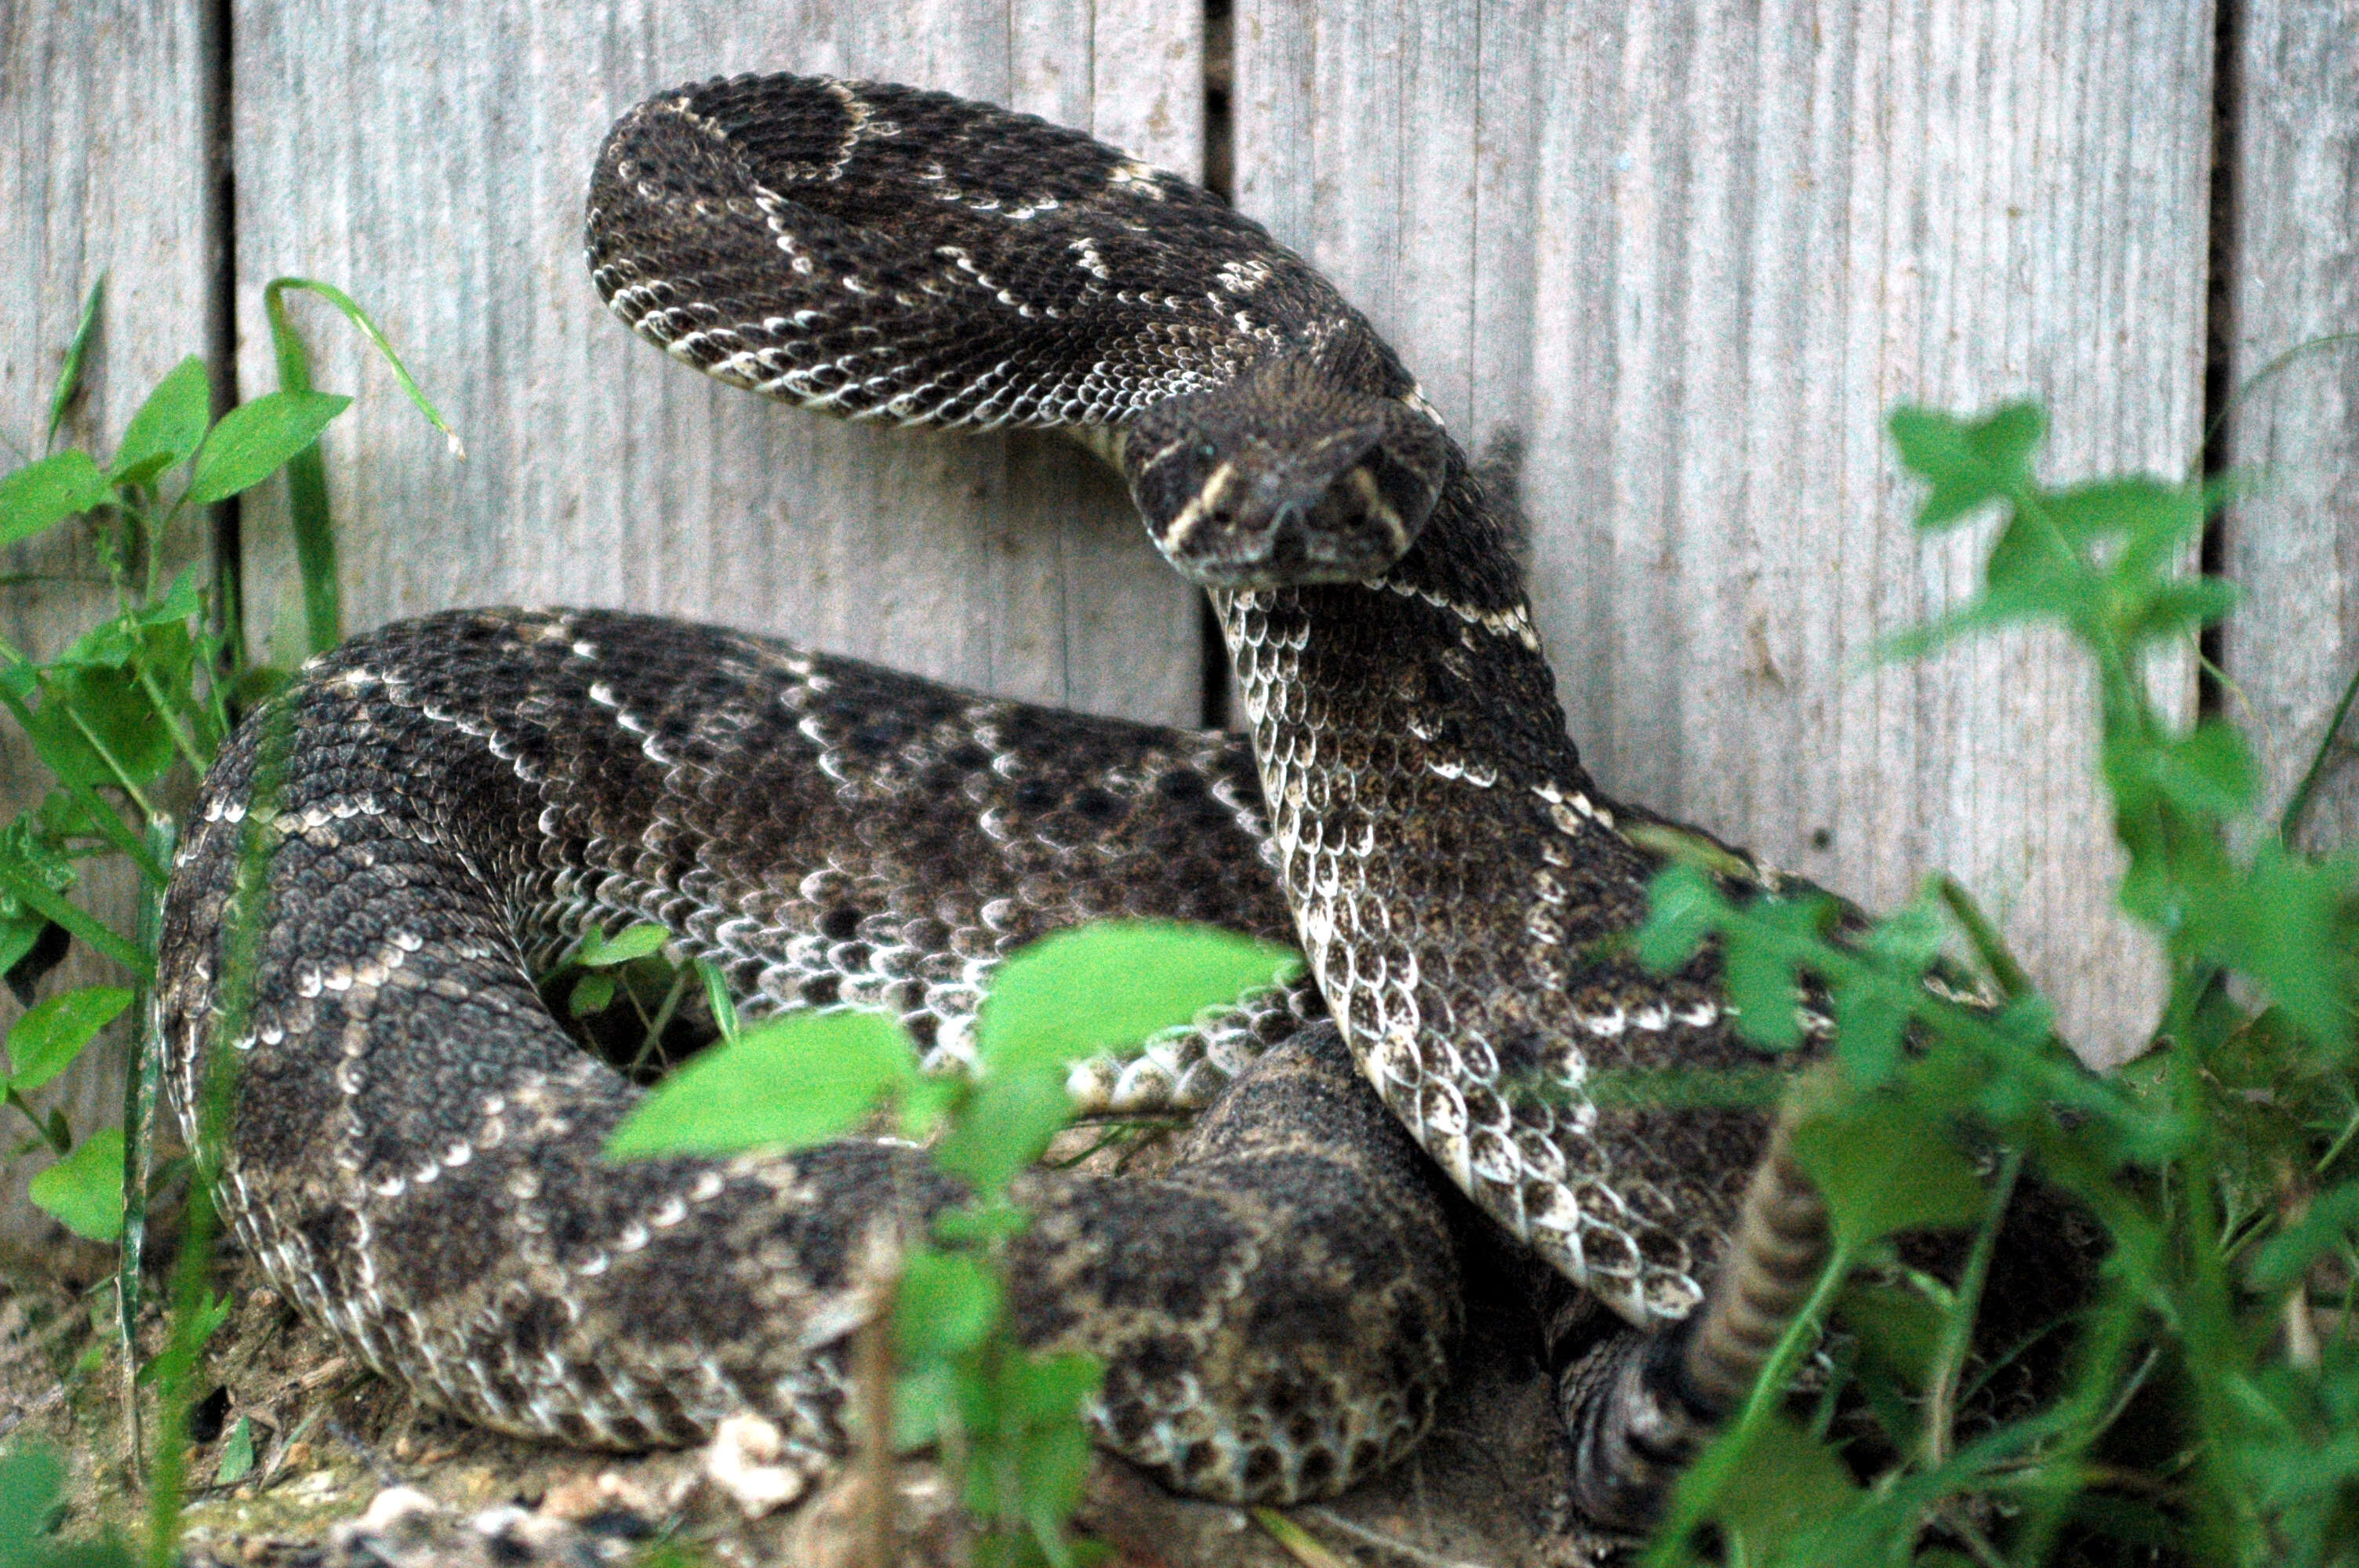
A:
[0,859,151,980]
[118,817,176,1482]
[46,274,106,449]
[2277,652,2359,848]
[261,278,461,655]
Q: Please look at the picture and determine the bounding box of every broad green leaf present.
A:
[1836,1279,1947,1388]
[2181,841,2357,1052]
[2117,577,2240,647]
[1696,1416,1863,1563]
[5,985,133,1094]
[20,661,180,791]
[0,1443,67,1562]
[1722,931,1802,1052]
[1009,1348,1103,1422]
[216,1416,256,1486]
[567,971,616,1017]
[892,1360,960,1452]
[1635,863,1724,973]
[1888,403,2045,528]
[2112,720,2256,823]
[29,1126,124,1242]
[132,564,207,629]
[1018,1409,1097,1556]
[2043,475,2194,546]
[1980,511,2099,626]
[976,920,1296,1076]
[184,390,351,507]
[0,451,110,546]
[1829,978,1907,1087]
[576,922,670,967]
[605,1010,912,1160]
[111,355,212,480]
[895,1248,1001,1360]
[1789,1093,1985,1251]
[932,1068,1074,1199]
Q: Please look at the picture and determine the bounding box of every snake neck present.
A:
[1213,444,1765,1324]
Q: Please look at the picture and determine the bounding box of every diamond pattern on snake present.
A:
[160,72,1987,1530]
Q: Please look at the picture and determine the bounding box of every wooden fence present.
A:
[3,1,2354,1247]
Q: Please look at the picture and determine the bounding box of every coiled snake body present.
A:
[158,75,1834,1523]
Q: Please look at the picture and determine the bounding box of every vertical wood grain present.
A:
[2219,2,2359,855]
[0,1,215,1247]
[1235,0,2215,1060]
[230,0,1204,726]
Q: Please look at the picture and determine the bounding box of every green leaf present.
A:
[5,985,133,1094]
[2043,475,2194,547]
[1836,1279,1948,1388]
[895,1249,1002,1360]
[2181,842,2357,1052]
[1636,863,1725,973]
[0,910,54,993]
[0,1443,67,1563]
[698,958,742,1044]
[1789,1093,1985,1251]
[2249,1179,2359,1292]
[45,274,105,448]
[1018,1409,1097,1554]
[2117,577,2240,647]
[976,920,1296,1076]
[932,1068,1074,1199]
[893,1360,960,1452]
[2111,720,2256,823]
[604,1010,913,1160]
[29,1126,124,1242]
[216,1415,256,1486]
[184,390,351,507]
[1009,1348,1103,1422]
[111,355,212,481]
[0,451,111,547]
[568,971,616,1017]
[1829,978,1908,1087]
[576,922,670,967]
[20,659,181,791]
[1722,930,1802,1052]
[1696,1417,1863,1562]
[1888,402,2045,528]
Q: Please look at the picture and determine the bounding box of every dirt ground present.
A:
[1,1169,1620,1568]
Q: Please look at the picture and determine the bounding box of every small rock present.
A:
[537,1475,605,1522]
[358,1486,439,1534]
[702,1414,807,1519]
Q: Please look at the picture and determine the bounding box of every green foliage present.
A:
[0,1445,133,1568]
[26,1128,123,1243]
[1634,402,2359,1566]
[0,278,446,1567]
[612,919,1296,1566]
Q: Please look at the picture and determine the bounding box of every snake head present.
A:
[1122,358,1449,589]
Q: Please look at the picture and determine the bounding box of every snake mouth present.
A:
[1157,459,1420,590]
[1123,367,1451,591]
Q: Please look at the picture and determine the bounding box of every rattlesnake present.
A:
[157,74,1840,1527]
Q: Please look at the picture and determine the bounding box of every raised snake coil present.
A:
[157,74,1821,1513]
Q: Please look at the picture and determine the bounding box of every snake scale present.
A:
[156,74,1847,1528]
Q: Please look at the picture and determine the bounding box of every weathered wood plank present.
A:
[1235,0,2215,1061]
[231,0,1203,725]
[0,2,215,1246]
[2220,2,2359,855]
